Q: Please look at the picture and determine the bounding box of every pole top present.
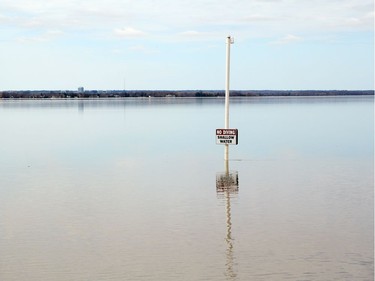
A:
[226,36,234,44]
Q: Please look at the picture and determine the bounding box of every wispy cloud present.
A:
[0,13,9,23]
[128,45,158,54]
[343,11,374,28]
[271,34,303,45]
[180,30,203,37]
[113,27,147,38]
[0,0,372,48]
[1,0,373,38]
[179,30,215,38]
[16,29,64,43]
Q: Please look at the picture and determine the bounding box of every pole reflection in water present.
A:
[216,159,239,280]
[78,100,85,113]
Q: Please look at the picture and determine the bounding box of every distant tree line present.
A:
[0,90,373,99]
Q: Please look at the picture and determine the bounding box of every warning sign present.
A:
[216,129,238,145]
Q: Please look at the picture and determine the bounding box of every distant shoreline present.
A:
[0,90,373,99]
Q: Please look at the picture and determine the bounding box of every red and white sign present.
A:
[216,129,238,145]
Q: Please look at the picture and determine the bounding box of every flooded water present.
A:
[0,96,373,280]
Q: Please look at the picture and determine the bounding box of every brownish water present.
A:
[0,97,373,280]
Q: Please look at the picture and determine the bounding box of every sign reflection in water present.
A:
[217,159,239,280]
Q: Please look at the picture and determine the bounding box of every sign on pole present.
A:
[216,129,238,145]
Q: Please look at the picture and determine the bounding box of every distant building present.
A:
[78,87,84,92]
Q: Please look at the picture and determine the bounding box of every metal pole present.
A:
[224,36,233,161]
[225,36,231,129]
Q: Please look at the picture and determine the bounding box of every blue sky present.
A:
[0,0,373,90]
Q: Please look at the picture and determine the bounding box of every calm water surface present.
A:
[0,96,373,280]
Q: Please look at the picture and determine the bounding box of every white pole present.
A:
[224,36,233,161]
[225,36,232,129]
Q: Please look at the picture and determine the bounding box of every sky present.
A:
[0,0,374,91]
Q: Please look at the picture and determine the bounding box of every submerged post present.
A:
[225,36,232,129]
[224,36,234,161]
[216,36,237,160]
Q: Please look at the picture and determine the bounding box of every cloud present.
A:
[180,30,203,37]
[271,34,303,45]
[0,13,9,22]
[0,0,373,44]
[177,30,224,42]
[128,45,158,54]
[113,27,147,38]
[343,11,374,28]
[16,29,64,43]
[241,15,278,22]
[179,30,216,39]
